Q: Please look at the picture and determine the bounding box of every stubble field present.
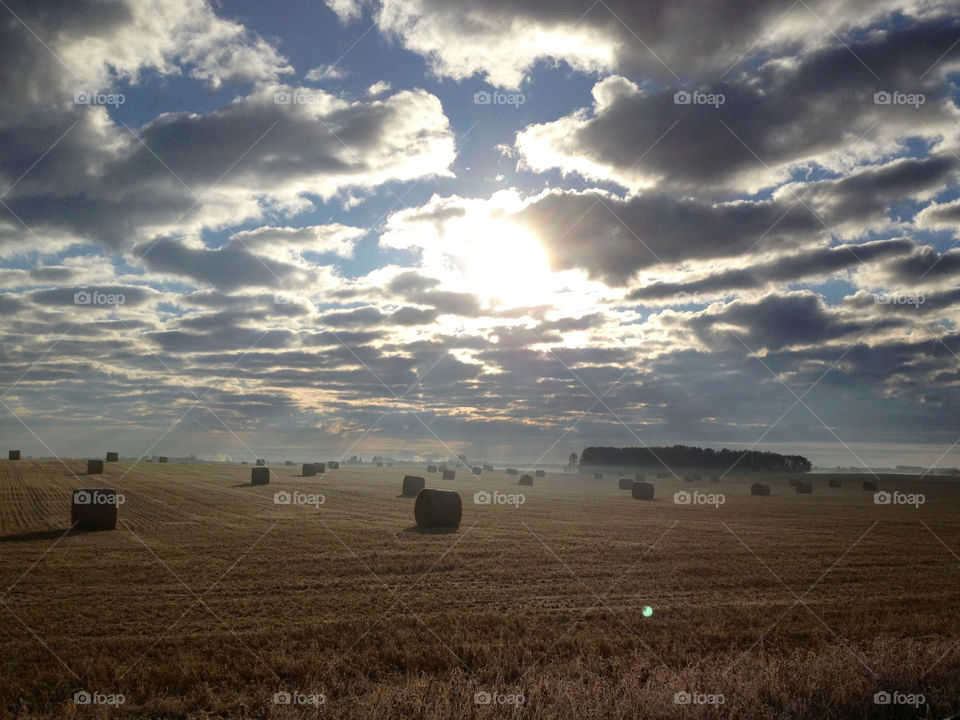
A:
[1,460,958,719]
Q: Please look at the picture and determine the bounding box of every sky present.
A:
[0,0,959,468]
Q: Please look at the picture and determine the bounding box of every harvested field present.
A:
[1,462,958,719]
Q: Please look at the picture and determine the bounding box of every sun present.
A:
[458,219,553,307]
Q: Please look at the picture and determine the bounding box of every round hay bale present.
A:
[828,479,841,487]
[328,461,340,469]
[594,471,603,479]
[442,469,456,480]
[505,468,518,476]
[158,456,168,464]
[472,466,482,475]
[284,460,294,466]
[618,477,633,490]
[302,463,317,477]
[255,459,266,466]
[519,474,533,486]
[788,477,799,487]
[86,459,104,475]
[427,465,438,473]
[483,464,494,472]
[535,469,545,478]
[684,474,696,482]
[795,481,813,494]
[251,467,270,485]
[862,480,878,491]
[414,489,461,528]
[8,450,20,460]
[438,464,447,472]
[71,488,118,530]
[751,483,770,496]
[105,452,119,462]
[632,481,655,500]
[403,475,426,496]
[376,462,384,467]
[635,474,645,482]
[710,475,720,483]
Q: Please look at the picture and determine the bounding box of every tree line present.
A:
[580,445,811,474]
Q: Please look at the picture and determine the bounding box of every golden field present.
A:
[1,460,958,719]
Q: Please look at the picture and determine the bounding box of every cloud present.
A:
[512,189,824,285]
[515,17,960,193]
[629,238,917,302]
[343,0,937,88]
[0,0,455,256]
[131,237,316,291]
[229,224,363,259]
[685,291,904,353]
[305,64,349,81]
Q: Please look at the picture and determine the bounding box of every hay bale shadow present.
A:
[1,528,75,542]
[402,524,459,535]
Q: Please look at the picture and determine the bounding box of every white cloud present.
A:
[305,64,349,81]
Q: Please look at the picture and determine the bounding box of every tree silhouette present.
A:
[580,445,810,474]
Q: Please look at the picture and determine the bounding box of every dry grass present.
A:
[1,461,959,719]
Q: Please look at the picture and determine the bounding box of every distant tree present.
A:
[580,445,809,474]
[568,452,578,471]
